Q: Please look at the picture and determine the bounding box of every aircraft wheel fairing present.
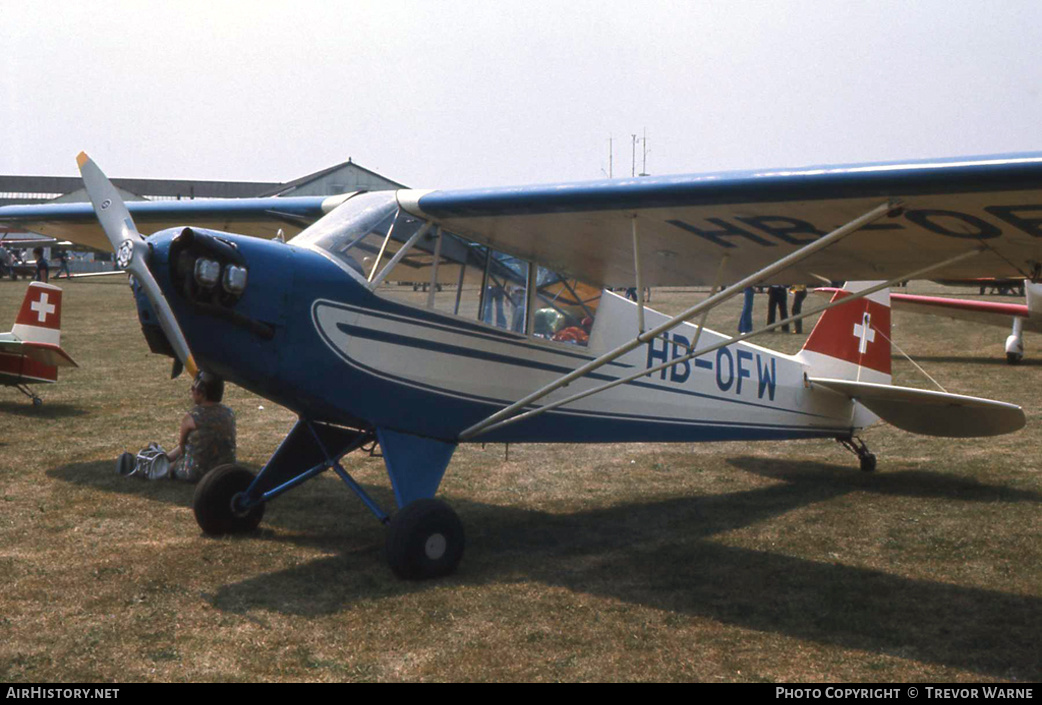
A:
[193,464,265,535]
[385,498,464,580]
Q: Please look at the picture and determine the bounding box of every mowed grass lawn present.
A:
[0,277,1039,682]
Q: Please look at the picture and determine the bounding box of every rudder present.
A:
[798,281,891,384]
[12,281,63,347]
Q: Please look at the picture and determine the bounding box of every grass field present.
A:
[0,277,1039,682]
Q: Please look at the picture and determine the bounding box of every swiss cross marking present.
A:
[853,312,875,354]
[31,293,56,323]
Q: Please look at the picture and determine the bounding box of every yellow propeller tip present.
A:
[76,152,90,167]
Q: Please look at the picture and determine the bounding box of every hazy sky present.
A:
[2,1,1040,189]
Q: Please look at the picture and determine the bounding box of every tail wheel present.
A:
[385,498,464,580]
[860,453,877,473]
[193,464,265,535]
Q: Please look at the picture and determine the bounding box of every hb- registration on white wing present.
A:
[397,152,1042,288]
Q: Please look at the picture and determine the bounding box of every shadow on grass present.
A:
[731,455,1042,503]
[46,460,397,550]
[48,460,198,505]
[0,401,88,418]
[197,456,1042,679]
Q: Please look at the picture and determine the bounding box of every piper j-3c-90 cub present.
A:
[2,153,1040,579]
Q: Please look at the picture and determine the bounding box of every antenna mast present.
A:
[639,127,649,176]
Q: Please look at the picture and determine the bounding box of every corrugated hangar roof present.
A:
[0,159,403,207]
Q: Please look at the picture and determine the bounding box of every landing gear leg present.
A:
[16,384,42,407]
[378,428,462,579]
[837,436,877,473]
[192,419,378,535]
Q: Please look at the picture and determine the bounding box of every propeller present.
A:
[76,152,199,378]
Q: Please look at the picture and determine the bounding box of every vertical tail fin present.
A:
[798,281,891,384]
[12,281,64,346]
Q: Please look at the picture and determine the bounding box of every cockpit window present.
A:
[293,192,426,280]
[530,266,599,346]
[296,191,599,345]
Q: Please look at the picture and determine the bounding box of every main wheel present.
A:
[193,464,265,535]
[385,498,464,580]
[1006,351,1023,365]
[860,453,877,473]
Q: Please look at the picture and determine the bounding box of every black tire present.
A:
[1006,352,1023,365]
[193,464,265,535]
[385,498,464,580]
[860,453,877,473]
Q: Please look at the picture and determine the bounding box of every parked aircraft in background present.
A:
[0,281,77,405]
[1,152,1040,579]
[933,278,1025,296]
[890,281,1041,364]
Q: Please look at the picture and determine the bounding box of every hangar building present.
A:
[0,159,405,273]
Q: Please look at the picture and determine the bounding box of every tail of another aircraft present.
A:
[797,281,891,385]
[13,281,63,342]
[6,281,77,369]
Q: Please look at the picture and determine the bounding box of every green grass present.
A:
[0,278,1039,682]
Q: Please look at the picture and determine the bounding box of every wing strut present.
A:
[466,248,982,440]
[369,222,434,289]
[632,216,645,333]
[458,199,901,441]
[426,228,444,309]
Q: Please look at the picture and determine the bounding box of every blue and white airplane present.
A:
[2,152,1040,579]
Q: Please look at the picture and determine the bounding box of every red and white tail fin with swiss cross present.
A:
[796,282,1025,438]
[6,282,77,368]
[797,281,891,385]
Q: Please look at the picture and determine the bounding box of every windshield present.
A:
[293,191,426,278]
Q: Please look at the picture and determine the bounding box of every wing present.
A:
[890,293,1038,331]
[0,340,78,367]
[0,195,348,252]
[399,153,1042,288]
[814,285,1038,332]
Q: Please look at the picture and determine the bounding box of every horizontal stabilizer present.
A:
[0,340,78,367]
[807,377,1025,437]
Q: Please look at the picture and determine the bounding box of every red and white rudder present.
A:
[797,281,891,385]
[7,282,77,369]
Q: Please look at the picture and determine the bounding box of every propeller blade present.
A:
[76,153,199,378]
[76,152,143,251]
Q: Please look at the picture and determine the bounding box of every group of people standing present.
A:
[0,246,71,281]
[738,284,808,334]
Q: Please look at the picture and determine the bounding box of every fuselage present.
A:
[139,226,866,444]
